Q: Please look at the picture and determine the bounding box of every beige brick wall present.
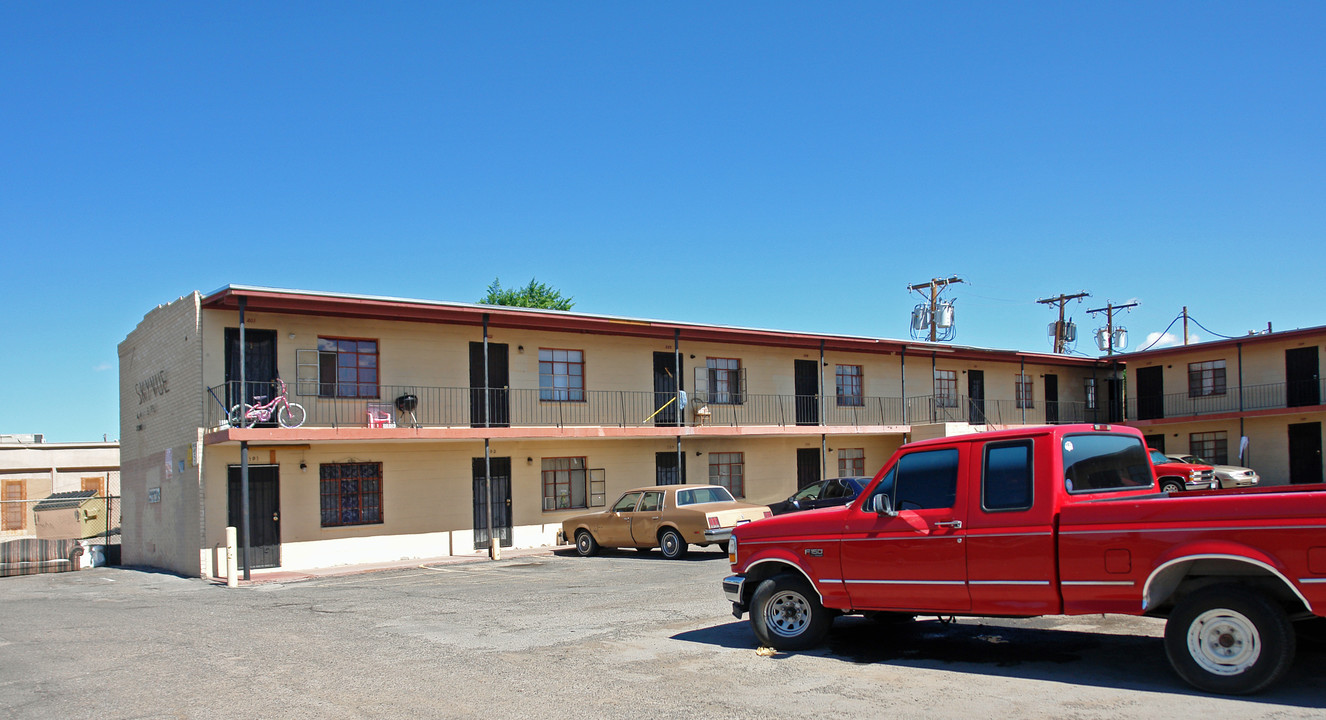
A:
[196,308,1099,414]
[116,295,1102,576]
[1125,333,1326,399]
[118,293,205,575]
[198,433,906,573]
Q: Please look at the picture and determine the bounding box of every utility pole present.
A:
[1037,291,1090,354]
[1086,300,1140,355]
[1183,306,1189,345]
[907,276,963,342]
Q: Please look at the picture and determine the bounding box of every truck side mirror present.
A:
[868,494,897,517]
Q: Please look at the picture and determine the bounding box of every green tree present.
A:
[478,277,575,310]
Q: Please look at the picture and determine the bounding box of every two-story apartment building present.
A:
[1119,325,1325,486]
[119,285,1110,578]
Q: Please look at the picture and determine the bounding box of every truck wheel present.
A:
[1164,584,1295,695]
[659,528,688,559]
[1160,479,1184,494]
[574,530,599,557]
[750,573,831,651]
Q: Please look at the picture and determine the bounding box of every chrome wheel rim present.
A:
[765,589,812,638]
[576,534,591,554]
[661,533,680,557]
[1187,608,1261,676]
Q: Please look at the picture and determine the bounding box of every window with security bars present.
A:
[934,370,958,408]
[1188,360,1226,397]
[838,448,865,476]
[1015,373,1033,409]
[1084,377,1097,410]
[836,365,863,406]
[317,337,379,398]
[320,462,383,527]
[2,480,25,531]
[539,348,585,402]
[707,358,743,404]
[542,457,587,509]
[709,452,745,497]
[1190,431,1229,465]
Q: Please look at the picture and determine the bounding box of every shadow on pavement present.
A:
[551,546,730,562]
[675,616,1326,707]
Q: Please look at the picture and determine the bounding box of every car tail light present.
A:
[707,516,720,529]
[762,510,773,519]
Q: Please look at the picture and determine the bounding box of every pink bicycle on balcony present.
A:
[229,377,306,429]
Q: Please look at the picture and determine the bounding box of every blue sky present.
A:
[3,2,1324,442]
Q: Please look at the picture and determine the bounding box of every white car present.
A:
[1166,454,1260,488]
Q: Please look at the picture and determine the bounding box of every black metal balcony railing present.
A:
[205,381,1101,431]
[904,395,1105,427]
[1128,379,1326,421]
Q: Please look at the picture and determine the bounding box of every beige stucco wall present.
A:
[119,293,205,575]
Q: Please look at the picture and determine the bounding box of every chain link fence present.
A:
[1,495,121,577]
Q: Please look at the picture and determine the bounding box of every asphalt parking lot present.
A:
[1,549,1323,719]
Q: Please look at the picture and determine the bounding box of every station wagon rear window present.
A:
[1062,433,1152,493]
[677,487,735,505]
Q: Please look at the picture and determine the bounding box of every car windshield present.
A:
[676,486,735,505]
[791,482,823,501]
[1064,434,1153,493]
[1149,450,1169,464]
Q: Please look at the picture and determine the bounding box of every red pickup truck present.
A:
[722,423,1326,694]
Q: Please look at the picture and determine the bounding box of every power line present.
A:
[1188,315,1241,341]
[1136,313,1184,352]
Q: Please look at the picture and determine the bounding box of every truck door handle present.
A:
[933,520,962,529]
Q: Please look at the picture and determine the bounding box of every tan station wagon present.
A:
[562,485,771,559]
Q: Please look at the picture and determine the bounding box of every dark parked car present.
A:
[768,476,871,515]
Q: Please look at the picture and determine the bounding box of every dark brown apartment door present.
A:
[795,360,819,426]
[967,370,985,424]
[1136,366,1164,420]
[653,352,682,427]
[1286,347,1320,408]
[473,457,512,548]
[796,448,821,490]
[1044,374,1059,423]
[228,465,281,569]
[1288,422,1323,485]
[470,342,510,427]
